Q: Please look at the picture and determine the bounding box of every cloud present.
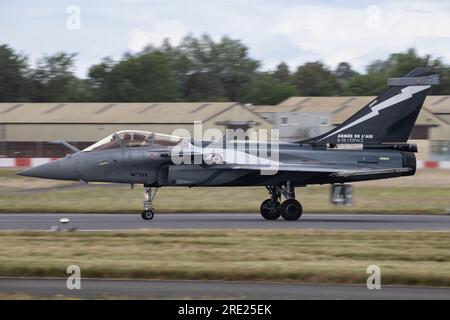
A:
[2,0,450,77]
[128,20,187,52]
[123,0,450,72]
[268,1,450,71]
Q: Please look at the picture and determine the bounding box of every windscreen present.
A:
[83,133,120,151]
[83,130,183,151]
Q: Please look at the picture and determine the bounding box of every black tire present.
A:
[260,199,281,220]
[280,199,302,221]
[141,209,155,220]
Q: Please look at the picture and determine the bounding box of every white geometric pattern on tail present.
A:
[318,85,430,141]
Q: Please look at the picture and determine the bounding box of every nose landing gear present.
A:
[142,209,155,220]
[261,181,302,221]
[141,186,158,220]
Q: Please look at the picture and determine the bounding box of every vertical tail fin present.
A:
[304,68,439,145]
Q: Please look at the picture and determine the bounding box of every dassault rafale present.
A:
[19,68,439,221]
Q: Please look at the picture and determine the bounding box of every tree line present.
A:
[1,34,450,105]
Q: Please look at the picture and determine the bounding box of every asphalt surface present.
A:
[1,213,450,231]
[1,278,449,299]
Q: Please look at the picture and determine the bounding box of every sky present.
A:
[2,0,450,78]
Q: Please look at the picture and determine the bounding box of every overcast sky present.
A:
[2,0,450,77]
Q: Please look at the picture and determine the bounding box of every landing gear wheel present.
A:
[141,209,155,220]
[260,199,281,220]
[142,186,158,221]
[280,199,302,221]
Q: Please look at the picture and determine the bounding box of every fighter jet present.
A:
[18,68,439,221]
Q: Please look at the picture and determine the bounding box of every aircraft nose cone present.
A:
[17,158,79,180]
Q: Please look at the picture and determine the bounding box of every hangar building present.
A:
[252,96,450,160]
[1,96,449,161]
[0,102,271,158]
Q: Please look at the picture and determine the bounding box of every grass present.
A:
[1,185,450,214]
[0,229,450,286]
[1,168,450,214]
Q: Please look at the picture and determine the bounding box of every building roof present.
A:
[423,96,450,114]
[277,96,375,108]
[0,102,242,124]
[254,96,450,125]
[276,95,450,113]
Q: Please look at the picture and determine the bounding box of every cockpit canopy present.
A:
[83,130,184,152]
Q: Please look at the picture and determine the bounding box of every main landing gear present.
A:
[260,181,302,221]
[141,186,158,220]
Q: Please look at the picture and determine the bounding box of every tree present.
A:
[175,35,226,101]
[431,64,450,95]
[29,52,79,102]
[63,78,93,102]
[335,62,359,81]
[2,40,450,103]
[273,62,291,83]
[374,48,430,77]
[89,51,180,102]
[344,48,450,95]
[292,62,341,96]
[244,73,297,105]
[0,44,29,101]
[172,34,260,101]
[380,48,450,94]
[343,73,387,96]
[212,36,260,101]
[87,57,114,101]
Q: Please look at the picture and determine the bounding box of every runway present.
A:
[1,213,450,231]
[1,278,449,299]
